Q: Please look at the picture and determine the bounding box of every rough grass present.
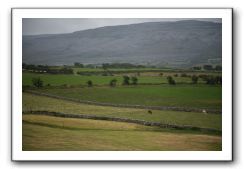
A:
[34,85,222,109]
[23,93,222,130]
[23,114,222,151]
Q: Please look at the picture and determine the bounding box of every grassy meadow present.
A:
[23,115,221,151]
[31,85,222,109]
[23,93,222,130]
[22,67,222,151]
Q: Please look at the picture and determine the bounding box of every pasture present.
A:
[23,114,222,151]
[22,68,222,151]
[33,85,222,109]
[23,93,222,130]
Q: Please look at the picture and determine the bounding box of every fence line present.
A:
[24,90,221,114]
[23,110,221,134]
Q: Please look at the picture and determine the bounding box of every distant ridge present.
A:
[23,20,222,67]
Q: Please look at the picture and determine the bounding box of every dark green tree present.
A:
[203,65,213,71]
[167,76,176,85]
[87,80,93,87]
[131,76,138,85]
[191,75,199,84]
[123,76,130,85]
[109,79,117,87]
[32,77,43,88]
[74,62,84,68]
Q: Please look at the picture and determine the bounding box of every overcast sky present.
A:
[23,18,221,35]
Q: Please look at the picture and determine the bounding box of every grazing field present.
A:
[33,85,222,109]
[23,93,222,130]
[23,114,222,151]
[22,72,206,86]
[22,69,222,151]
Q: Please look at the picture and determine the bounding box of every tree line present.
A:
[23,64,73,74]
[192,65,222,71]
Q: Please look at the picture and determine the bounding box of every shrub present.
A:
[109,79,117,87]
[205,76,216,85]
[131,76,138,85]
[203,76,222,85]
[74,62,84,68]
[203,65,213,71]
[191,75,199,84]
[32,77,43,88]
[123,76,130,85]
[87,80,93,87]
[167,76,176,85]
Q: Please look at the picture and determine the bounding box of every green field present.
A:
[23,114,221,151]
[22,68,222,151]
[23,93,222,130]
[33,85,222,109]
[23,72,205,86]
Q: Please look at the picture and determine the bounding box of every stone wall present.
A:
[23,110,221,134]
[25,90,221,114]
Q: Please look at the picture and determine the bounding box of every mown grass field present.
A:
[22,72,206,86]
[23,93,222,130]
[23,114,222,151]
[33,85,222,109]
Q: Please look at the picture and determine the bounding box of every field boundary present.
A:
[24,90,221,114]
[23,111,221,134]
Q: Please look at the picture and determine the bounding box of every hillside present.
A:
[23,20,222,67]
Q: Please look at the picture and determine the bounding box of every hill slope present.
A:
[23,20,222,67]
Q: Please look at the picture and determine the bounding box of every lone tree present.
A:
[131,76,138,85]
[123,76,130,85]
[167,76,176,85]
[87,80,93,87]
[191,75,199,84]
[203,65,213,71]
[32,77,43,88]
[109,79,117,87]
[74,62,84,68]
